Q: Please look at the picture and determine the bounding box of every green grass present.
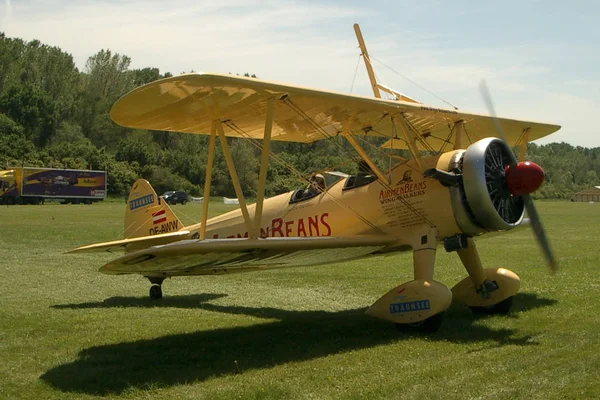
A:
[0,200,598,399]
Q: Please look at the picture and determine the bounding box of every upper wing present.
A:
[110,73,560,152]
[99,236,395,275]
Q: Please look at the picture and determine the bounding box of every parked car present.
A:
[162,190,188,205]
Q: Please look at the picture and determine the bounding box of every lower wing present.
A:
[99,236,396,275]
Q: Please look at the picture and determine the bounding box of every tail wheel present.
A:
[149,284,163,299]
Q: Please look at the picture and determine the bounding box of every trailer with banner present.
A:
[0,167,106,205]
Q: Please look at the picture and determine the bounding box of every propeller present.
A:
[479,81,558,273]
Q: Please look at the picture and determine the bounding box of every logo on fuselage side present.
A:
[129,194,154,210]
[379,180,427,204]
[396,170,413,185]
[211,213,332,239]
[378,169,427,204]
[389,300,431,314]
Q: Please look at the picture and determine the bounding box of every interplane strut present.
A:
[251,97,275,238]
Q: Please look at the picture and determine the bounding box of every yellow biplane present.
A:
[72,25,560,331]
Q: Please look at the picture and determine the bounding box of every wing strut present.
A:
[354,23,381,99]
[453,120,464,150]
[393,114,424,172]
[354,23,420,104]
[216,121,253,234]
[200,122,217,240]
[251,97,275,238]
[342,131,390,185]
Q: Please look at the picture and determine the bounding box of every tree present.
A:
[0,83,57,146]
[115,130,162,166]
[80,49,134,148]
[0,113,37,165]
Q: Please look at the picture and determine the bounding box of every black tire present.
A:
[149,284,163,299]
[396,312,444,334]
[470,296,514,315]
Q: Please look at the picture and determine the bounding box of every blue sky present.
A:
[2,0,599,147]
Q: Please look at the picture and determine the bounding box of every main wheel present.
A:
[470,296,514,315]
[396,312,444,334]
[149,284,163,299]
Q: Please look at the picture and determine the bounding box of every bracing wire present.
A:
[369,54,459,110]
[223,120,385,233]
[349,53,362,94]
[281,98,434,227]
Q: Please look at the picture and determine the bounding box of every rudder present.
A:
[125,179,184,238]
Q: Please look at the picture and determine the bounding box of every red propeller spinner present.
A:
[504,161,545,196]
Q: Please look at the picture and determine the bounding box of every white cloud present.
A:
[0,0,12,28]
[5,0,366,87]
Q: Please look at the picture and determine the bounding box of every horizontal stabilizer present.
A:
[69,230,191,254]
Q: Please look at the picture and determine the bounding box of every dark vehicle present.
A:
[162,191,188,205]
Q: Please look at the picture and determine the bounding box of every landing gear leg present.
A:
[456,238,495,298]
[366,227,452,333]
[396,244,445,333]
[147,277,165,299]
[398,228,450,333]
[452,238,519,314]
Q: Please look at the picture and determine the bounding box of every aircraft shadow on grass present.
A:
[42,292,557,396]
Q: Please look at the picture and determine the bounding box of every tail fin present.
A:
[125,179,184,238]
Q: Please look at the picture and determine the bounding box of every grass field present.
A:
[1,200,598,399]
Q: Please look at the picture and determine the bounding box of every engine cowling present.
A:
[462,137,525,231]
[445,138,526,235]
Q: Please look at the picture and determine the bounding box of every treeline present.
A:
[0,33,597,199]
[526,142,600,199]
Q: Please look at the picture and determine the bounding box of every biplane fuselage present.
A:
[200,157,455,243]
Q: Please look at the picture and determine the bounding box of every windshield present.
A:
[163,191,175,196]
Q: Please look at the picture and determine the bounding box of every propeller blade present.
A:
[479,81,514,166]
[523,193,558,273]
[480,80,557,273]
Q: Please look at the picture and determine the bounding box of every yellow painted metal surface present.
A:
[76,155,459,274]
[68,25,563,327]
[100,235,395,275]
[109,73,560,152]
[123,179,186,241]
[216,121,253,233]
[69,230,191,254]
[196,156,458,242]
[366,280,453,324]
[354,23,381,99]
[199,123,217,240]
[252,97,274,238]
[451,268,520,307]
